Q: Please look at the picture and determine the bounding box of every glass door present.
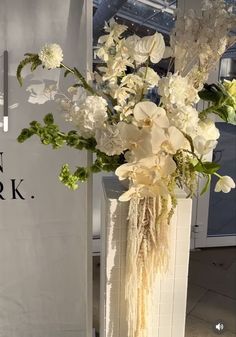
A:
[193,53,236,248]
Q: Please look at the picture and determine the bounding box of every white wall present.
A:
[0,1,92,336]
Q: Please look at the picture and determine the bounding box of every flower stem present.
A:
[60,63,74,74]
[214,172,222,179]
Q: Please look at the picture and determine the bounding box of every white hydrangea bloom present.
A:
[167,105,199,134]
[215,176,235,193]
[159,73,199,108]
[95,124,125,156]
[39,43,63,69]
[67,96,108,138]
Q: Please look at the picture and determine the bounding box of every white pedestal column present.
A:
[100,177,192,337]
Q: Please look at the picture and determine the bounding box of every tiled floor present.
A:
[93,247,236,336]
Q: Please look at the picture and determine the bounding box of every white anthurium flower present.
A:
[162,126,188,154]
[214,176,235,193]
[163,46,174,59]
[125,34,141,57]
[38,43,63,69]
[134,32,166,65]
[137,67,160,88]
[133,101,169,129]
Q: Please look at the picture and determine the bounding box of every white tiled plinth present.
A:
[100,177,192,337]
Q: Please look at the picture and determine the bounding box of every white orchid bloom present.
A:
[118,123,153,160]
[214,176,235,193]
[119,181,169,201]
[133,101,169,128]
[138,154,176,178]
[161,126,188,154]
[115,162,136,181]
[133,32,165,64]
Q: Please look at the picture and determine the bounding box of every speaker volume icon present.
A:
[214,320,225,334]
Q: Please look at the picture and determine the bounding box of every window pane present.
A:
[208,123,236,237]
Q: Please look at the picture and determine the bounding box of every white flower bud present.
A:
[214,176,235,193]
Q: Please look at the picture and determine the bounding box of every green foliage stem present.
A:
[17,113,125,190]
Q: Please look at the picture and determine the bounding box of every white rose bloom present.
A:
[138,67,160,87]
[193,136,218,155]
[214,176,235,193]
[193,119,220,155]
[159,73,199,108]
[133,32,165,64]
[70,96,108,138]
[39,43,63,69]
[133,101,169,128]
[197,119,220,141]
[95,124,125,156]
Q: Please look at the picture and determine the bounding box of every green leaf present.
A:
[64,69,71,77]
[194,161,220,175]
[17,128,33,143]
[16,54,41,86]
[31,59,42,72]
[43,113,54,125]
[200,174,211,195]
[59,164,79,190]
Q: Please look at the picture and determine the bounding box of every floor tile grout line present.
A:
[187,288,209,316]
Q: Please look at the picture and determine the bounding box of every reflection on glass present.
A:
[93,0,176,38]
[208,123,236,237]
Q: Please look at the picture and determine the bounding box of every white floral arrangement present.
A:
[17,1,236,336]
